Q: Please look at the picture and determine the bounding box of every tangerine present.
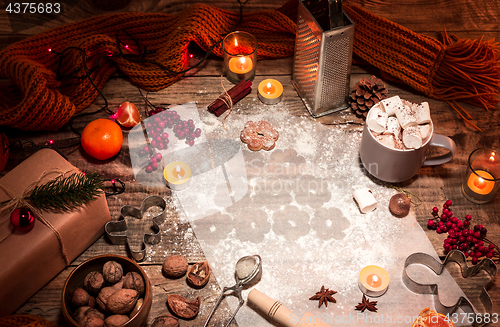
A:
[412,308,454,327]
[81,118,123,160]
[115,101,141,128]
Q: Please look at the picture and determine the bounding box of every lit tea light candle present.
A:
[258,79,283,105]
[228,56,253,75]
[467,170,495,195]
[164,161,191,190]
[358,265,389,297]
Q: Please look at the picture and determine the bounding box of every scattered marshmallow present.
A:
[353,188,377,213]
[381,95,404,116]
[402,125,423,149]
[366,103,388,133]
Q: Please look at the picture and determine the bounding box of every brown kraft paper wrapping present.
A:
[0,149,111,317]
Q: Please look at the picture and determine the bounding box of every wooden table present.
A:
[1,0,499,326]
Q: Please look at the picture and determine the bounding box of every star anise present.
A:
[309,286,336,308]
[355,295,378,312]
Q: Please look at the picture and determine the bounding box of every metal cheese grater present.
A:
[291,0,355,118]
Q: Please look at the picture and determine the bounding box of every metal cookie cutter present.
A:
[403,250,497,326]
[105,195,167,262]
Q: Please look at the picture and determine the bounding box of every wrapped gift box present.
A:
[0,149,111,317]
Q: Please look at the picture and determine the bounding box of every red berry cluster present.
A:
[145,109,201,149]
[427,200,499,265]
[148,107,165,117]
[138,150,162,174]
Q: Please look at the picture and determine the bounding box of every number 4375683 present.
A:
[6,3,61,14]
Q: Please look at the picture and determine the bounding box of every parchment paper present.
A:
[186,102,468,326]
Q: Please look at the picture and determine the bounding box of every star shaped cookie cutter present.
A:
[105,195,167,262]
[403,250,497,326]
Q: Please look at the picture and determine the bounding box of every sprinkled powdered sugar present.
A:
[148,100,466,326]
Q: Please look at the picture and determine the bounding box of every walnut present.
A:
[162,255,188,279]
[103,261,123,284]
[167,294,200,319]
[84,271,104,294]
[123,271,145,295]
[151,314,179,327]
[73,306,105,327]
[96,286,118,312]
[104,315,130,327]
[71,287,94,307]
[106,288,139,314]
[111,277,124,290]
[186,261,211,288]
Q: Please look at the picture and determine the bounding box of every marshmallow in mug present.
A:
[380,95,404,116]
[366,103,388,133]
[366,96,432,150]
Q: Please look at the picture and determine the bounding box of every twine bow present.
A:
[219,76,234,130]
[0,168,77,265]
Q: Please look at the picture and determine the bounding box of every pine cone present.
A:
[350,75,388,119]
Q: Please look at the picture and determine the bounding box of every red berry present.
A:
[145,165,153,173]
[465,215,472,221]
[446,200,453,206]
[472,257,479,264]
[428,220,435,228]
[489,244,495,250]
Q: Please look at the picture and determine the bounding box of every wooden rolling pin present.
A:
[248,289,333,327]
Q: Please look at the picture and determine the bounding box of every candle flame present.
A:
[234,39,238,47]
[176,165,181,178]
[490,152,496,161]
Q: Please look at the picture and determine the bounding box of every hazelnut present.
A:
[389,193,411,217]
[71,287,93,307]
[103,261,123,284]
[151,314,179,327]
[104,314,130,327]
[123,271,145,295]
[106,288,139,314]
[96,286,118,312]
[84,271,104,294]
[162,255,188,279]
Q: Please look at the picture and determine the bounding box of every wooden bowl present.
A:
[62,254,152,327]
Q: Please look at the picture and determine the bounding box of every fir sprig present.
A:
[29,172,104,211]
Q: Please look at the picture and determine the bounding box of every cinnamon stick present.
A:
[208,80,252,115]
[212,87,252,117]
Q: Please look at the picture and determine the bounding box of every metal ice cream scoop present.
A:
[203,255,262,327]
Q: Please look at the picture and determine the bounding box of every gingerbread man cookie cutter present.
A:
[403,250,497,326]
[105,195,167,262]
